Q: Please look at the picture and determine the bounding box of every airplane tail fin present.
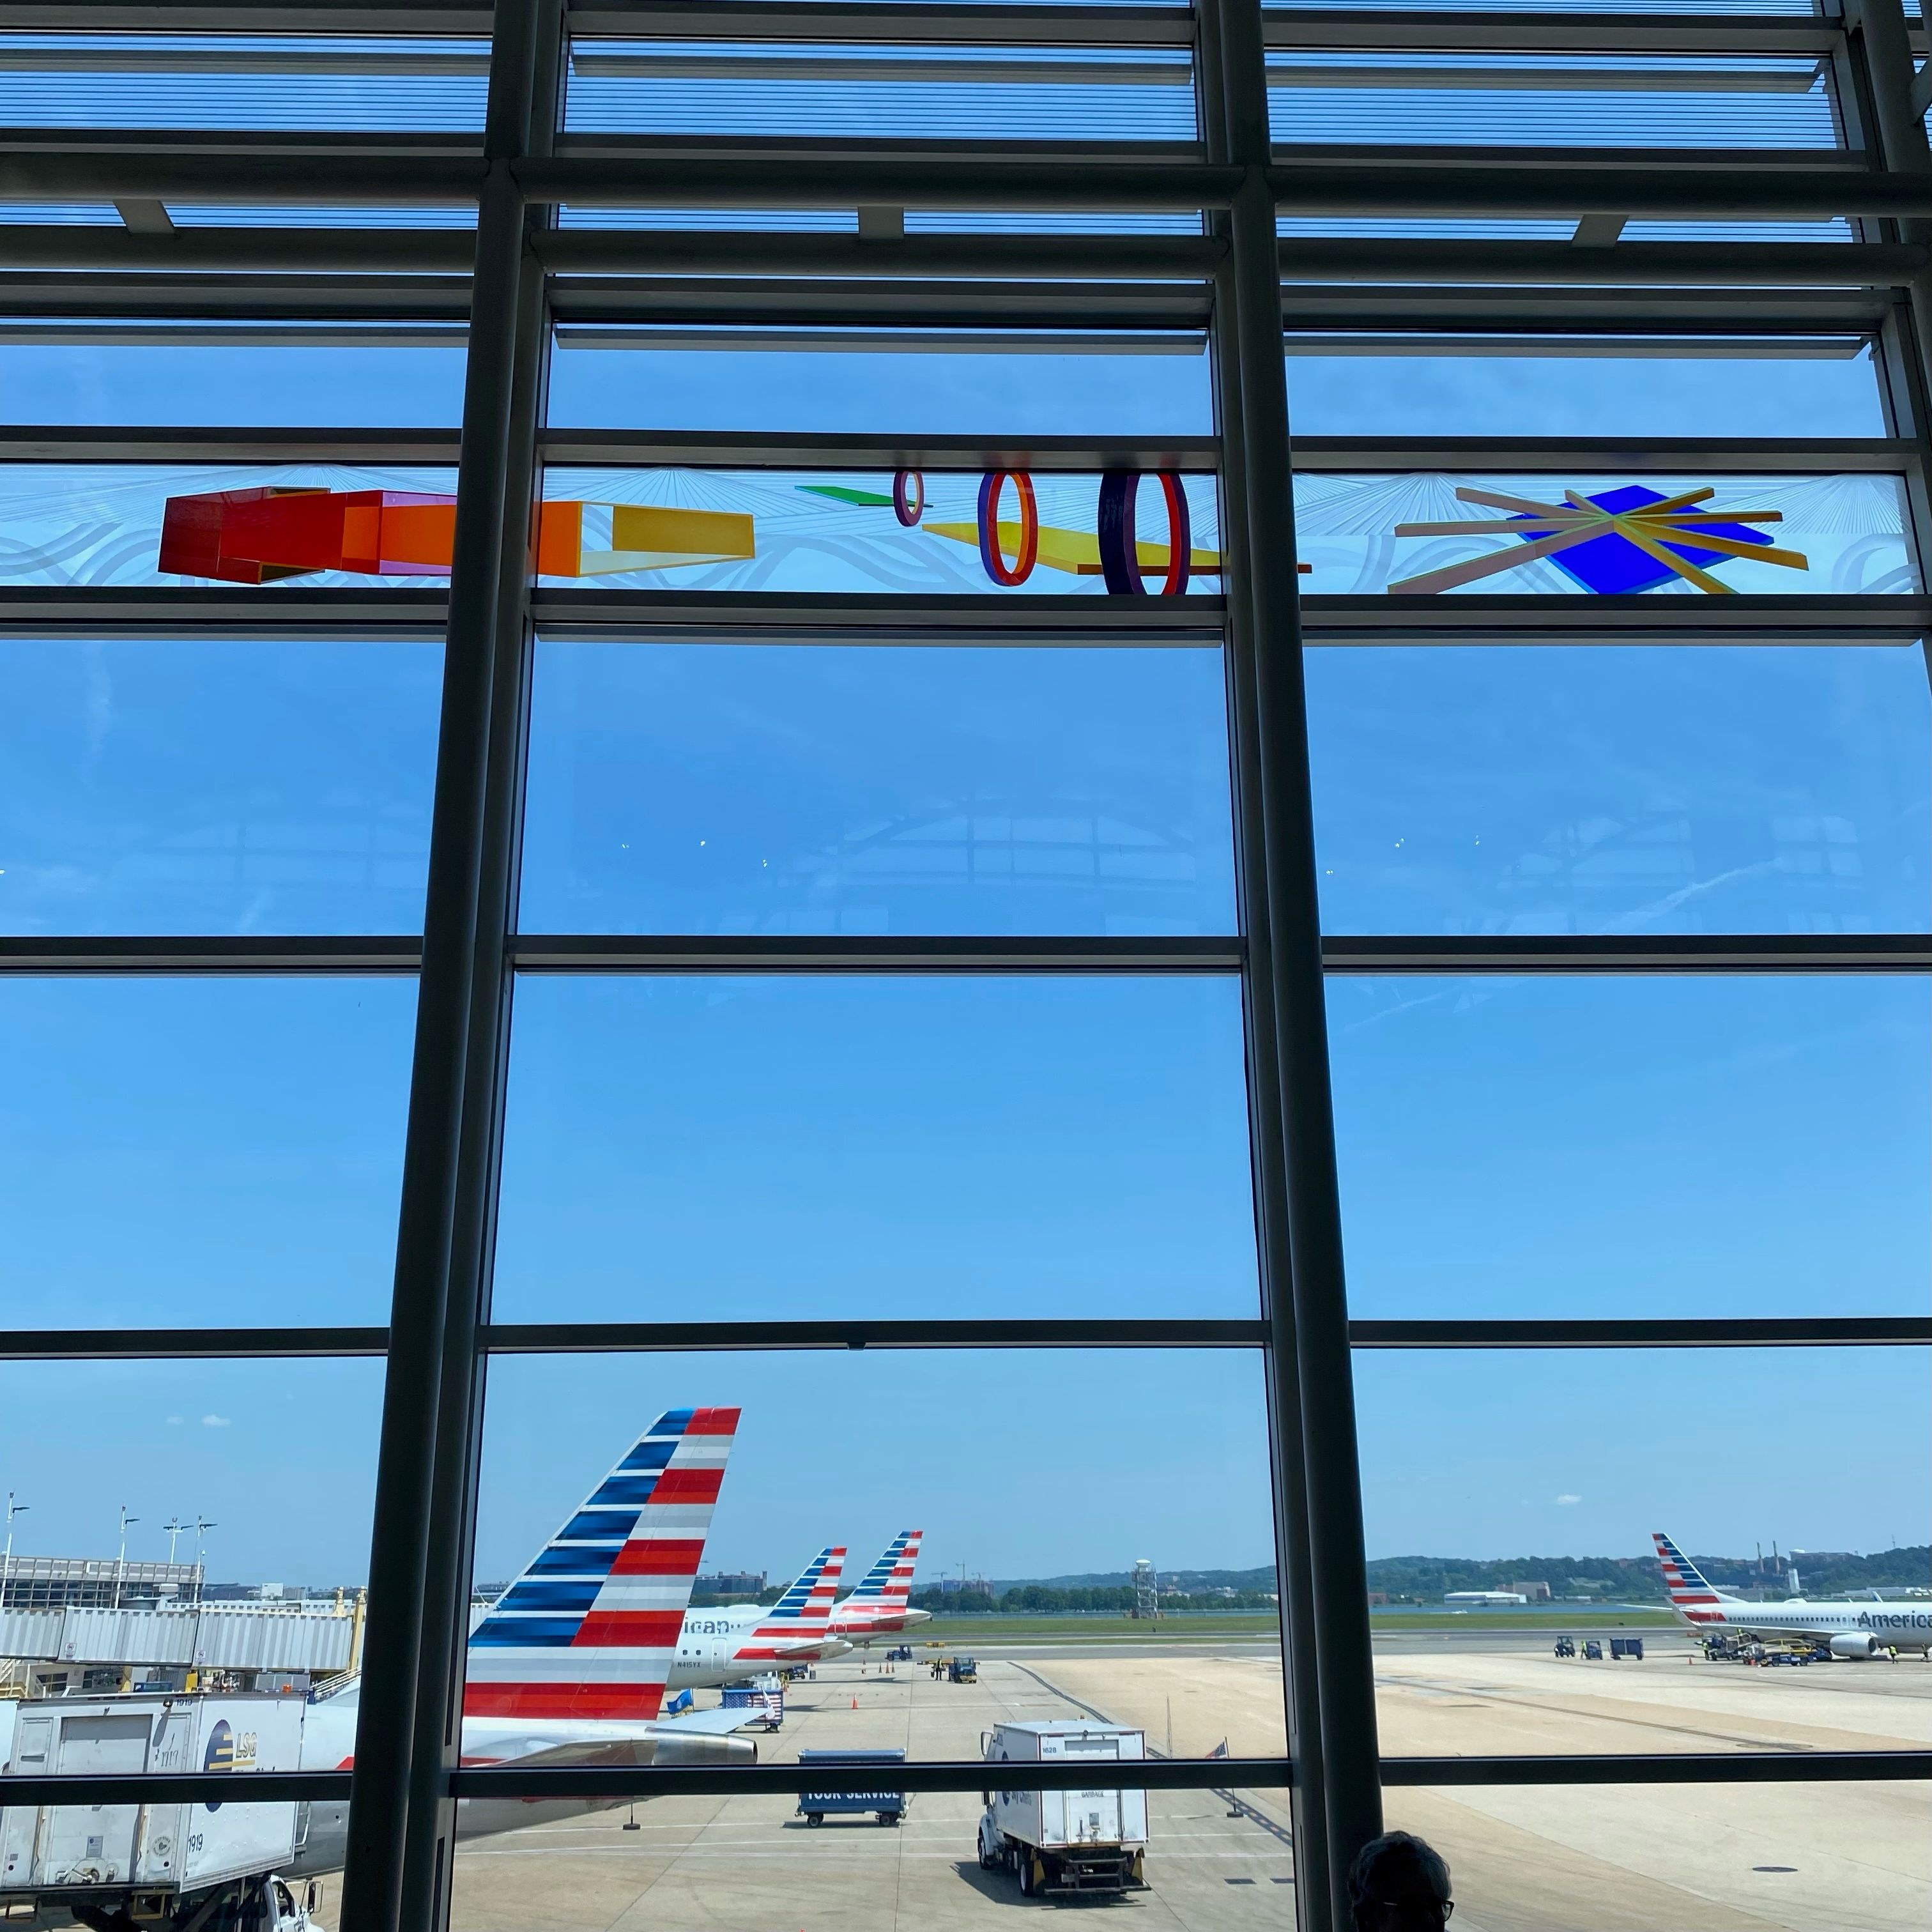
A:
[1652,1531,1741,1619]
[757,1546,847,1632]
[465,1406,739,1722]
[848,1529,923,1607]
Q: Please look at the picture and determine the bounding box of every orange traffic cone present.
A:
[851,1695,858,1709]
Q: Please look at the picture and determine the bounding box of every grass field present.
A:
[903,1606,1678,1644]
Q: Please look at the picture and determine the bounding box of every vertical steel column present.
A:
[1843,0,1932,664]
[338,6,544,1930]
[1201,5,1383,1924]
[398,12,566,1931]
[1194,4,1331,1929]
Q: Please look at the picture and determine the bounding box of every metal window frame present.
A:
[7,3,1932,1931]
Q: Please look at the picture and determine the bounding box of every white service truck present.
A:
[0,1692,325,1931]
[976,1720,1150,1901]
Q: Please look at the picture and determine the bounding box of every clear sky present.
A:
[0,337,1926,1590]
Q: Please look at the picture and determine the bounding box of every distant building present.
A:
[1367,1591,1390,1607]
[0,1556,203,1611]
[695,1570,765,1598]
[1444,1590,1528,1606]
[1505,1581,1552,1602]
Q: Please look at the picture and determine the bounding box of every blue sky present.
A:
[0,337,1926,1586]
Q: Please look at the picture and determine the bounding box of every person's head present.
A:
[1349,1831,1453,1932]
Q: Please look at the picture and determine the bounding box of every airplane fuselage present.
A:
[1677,1597,1932,1652]
[673,1606,851,1685]
[831,1605,933,1646]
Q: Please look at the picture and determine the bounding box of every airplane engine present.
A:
[1828,1632,1880,1660]
[650,1729,760,1768]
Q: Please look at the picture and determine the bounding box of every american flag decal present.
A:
[465,1406,739,1722]
[1652,1531,1724,1623]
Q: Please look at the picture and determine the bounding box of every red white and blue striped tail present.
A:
[465,1406,740,1722]
[754,1545,846,1636]
[849,1529,923,1606]
[1652,1531,1735,1621]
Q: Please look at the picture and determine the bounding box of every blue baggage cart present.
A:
[798,1749,908,1827]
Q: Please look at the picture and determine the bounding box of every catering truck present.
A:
[0,1692,323,1931]
[975,1721,1149,1899]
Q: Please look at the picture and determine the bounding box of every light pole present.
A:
[163,1517,187,1567]
[193,1518,217,1604]
[2,1492,26,1610]
[113,1505,140,1610]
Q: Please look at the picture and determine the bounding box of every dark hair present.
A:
[1349,1832,1452,1928]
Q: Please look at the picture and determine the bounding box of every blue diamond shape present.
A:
[1514,484,1770,594]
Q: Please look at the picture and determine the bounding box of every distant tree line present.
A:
[901,1545,1931,1613]
[908,1583,1279,1615]
[1360,1546,1931,1604]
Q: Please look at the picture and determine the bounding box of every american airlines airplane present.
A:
[829,1529,932,1646]
[673,1545,854,1683]
[287,1406,763,1870]
[1655,1531,1932,1658]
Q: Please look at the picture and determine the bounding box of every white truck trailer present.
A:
[0,1692,323,1931]
[976,1720,1150,1900]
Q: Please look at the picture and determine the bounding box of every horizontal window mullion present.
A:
[1351,1317,1932,1348]
[1381,1751,1932,1786]
[451,1756,1292,1802]
[0,1327,389,1361]
[509,936,1243,972]
[0,1772,351,1807]
[482,1318,1268,1352]
[537,428,1218,468]
[1260,15,1841,60]
[17,1319,1914,1360]
[1298,595,1932,643]
[0,587,450,634]
[0,937,422,974]
[529,590,1226,633]
[0,272,474,324]
[1321,935,1932,972]
[0,428,462,464]
[1279,239,1922,293]
[0,227,477,277]
[1267,158,1932,222]
[1290,436,1913,473]
[538,229,1222,282]
[11,936,1926,979]
[549,274,1214,330]
[571,4,1201,52]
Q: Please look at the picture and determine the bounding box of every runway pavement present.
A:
[436,1641,1932,1932]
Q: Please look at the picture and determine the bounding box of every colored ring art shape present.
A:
[977,470,1039,586]
[1098,470,1190,597]
[893,470,925,527]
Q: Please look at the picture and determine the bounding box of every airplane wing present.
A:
[652,1706,767,1736]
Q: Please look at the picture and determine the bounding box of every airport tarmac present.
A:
[437,1644,1931,1932]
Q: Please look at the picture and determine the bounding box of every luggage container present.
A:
[0,1692,318,1927]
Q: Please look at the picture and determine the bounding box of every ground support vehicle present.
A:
[885,1646,914,1662]
[797,1749,907,1827]
[1609,1637,1645,1660]
[1583,1640,1604,1660]
[977,1721,1149,1901]
[948,1657,978,1683]
[1552,1637,1575,1659]
[0,1693,323,1932]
